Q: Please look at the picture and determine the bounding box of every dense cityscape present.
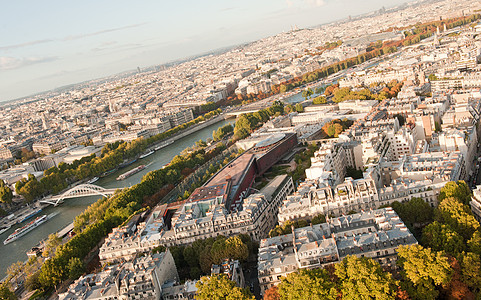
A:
[1,0,481,299]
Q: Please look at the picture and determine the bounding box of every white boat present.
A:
[87,177,99,184]
[116,165,146,180]
[154,140,174,151]
[139,150,154,159]
[4,215,48,245]
[0,225,11,235]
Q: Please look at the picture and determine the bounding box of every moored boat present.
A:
[4,215,48,245]
[116,165,146,181]
[139,150,154,159]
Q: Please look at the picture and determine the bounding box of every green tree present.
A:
[294,103,304,113]
[396,245,453,300]
[421,221,465,255]
[67,257,85,279]
[311,214,326,225]
[224,236,249,262]
[438,181,472,205]
[312,96,327,105]
[196,275,255,300]
[42,233,62,258]
[436,197,480,240]
[390,198,433,229]
[278,269,337,300]
[0,179,13,204]
[335,255,398,300]
[460,252,481,293]
[468,230,481,255]
[0,284,16,300]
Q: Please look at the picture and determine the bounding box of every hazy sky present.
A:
[0,0,410,102]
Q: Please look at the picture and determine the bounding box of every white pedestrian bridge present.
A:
[40,184,118,206]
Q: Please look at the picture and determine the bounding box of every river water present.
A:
[0,118,233,277]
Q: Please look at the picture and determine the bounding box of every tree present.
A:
[0,180,13,204]
[436,197,480,240]
[468,230,481,255]
[224,236,249,262]
[428,74,437,81]
[196,275,254,300]
[42,233,62,258]
[312,96,327,105]
[67,257,85,279]
[421,221,465,255]
[335,255,398,300]
[397,245,453,300]
[390,198,433,229]
[278,269,337,300]
[0,284,16,300]
[311,214,326,225]
[438,181,472,205]
[460,252,481,293]
[294,103,304,113]
[263,286,280,300]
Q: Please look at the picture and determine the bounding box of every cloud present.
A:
[0,56,58,70]
[0,39,53,51]
[286,0,326,8]
[0,23,147,51]
[220,7,236,12]
[61,23,147,41]
[306,0,326,7]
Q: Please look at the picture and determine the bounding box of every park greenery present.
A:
[264,180,481,299]
[196,274,255,300]
[0,179,13,204]
[287,143,318,183]
[213,124,234,141]
[170,234,257,280]
[321,118,354,138]
[233,101,284,140]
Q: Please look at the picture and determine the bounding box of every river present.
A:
[0,118,233,277]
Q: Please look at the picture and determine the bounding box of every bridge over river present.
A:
[39,184,118,206]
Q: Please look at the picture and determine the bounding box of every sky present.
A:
[0,0,410,102]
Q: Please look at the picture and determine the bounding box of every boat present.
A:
[119,158,137,169]
[4,215,48,245]
[139,150,154,159]
[18,207,42,224]
[87,177,99,184]
[116,165,146,181]
[0,225,11,235]
[154,140,174,151]
[100,168,118,178]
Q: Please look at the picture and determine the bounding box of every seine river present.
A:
[0,118,233,277]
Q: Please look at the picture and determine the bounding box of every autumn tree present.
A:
[263,286,280,300]
[335,255,398,300]
[278,269,337,300]
[196,275,254,300]
[438,181,472,205]
[397,245,453,300]
[0,179,13,204]
[436,197,480,240]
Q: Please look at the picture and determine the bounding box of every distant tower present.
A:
[433,33,440,48]
[137,67,141,73]
[444,24,447,32]
[436,27,440,35]
[41,114,48,130]
[108,98,116,113]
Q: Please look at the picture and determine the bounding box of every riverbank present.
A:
[0,118,233,278]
